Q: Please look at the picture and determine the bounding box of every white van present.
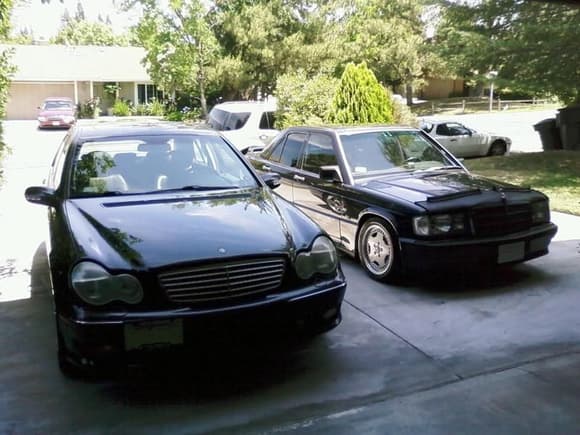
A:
[207,100,279,153]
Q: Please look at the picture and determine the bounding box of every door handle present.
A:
[293,174,305,182]
[449,139,458,142]
[259,134,268,141]
[262,164,271,171]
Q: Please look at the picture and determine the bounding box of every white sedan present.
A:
[420,119,511,158]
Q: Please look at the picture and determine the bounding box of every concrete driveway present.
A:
[1,120,579,434]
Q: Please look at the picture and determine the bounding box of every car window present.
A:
[435,124,451,136]
[279,133,306,168]
[43,100,74,110]
[340,130,453,177]
[262,137,284,162]
[69,134,257,197]
[259,111,277,129]
[301,133,337,174]
[447,123,470,136]
[48,133,71,189]
[207,108,251,131]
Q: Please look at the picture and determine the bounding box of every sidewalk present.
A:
[551,211,580,242]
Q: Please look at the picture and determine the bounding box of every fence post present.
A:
[431,102,435,115]
[462,100,465,113]
[498,97,501,111]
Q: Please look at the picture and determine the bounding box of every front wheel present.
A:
[357,218,401,282]
[488,140,507,156]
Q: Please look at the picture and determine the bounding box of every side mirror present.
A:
[319,165,343,183]
[25,186,58,207]
[261,173,281,190]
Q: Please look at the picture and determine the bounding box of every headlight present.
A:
[38,116,47,122]
[531,200,550,224]
[413,213,467,236]
[71,262,144,305]
[294,236,338,280]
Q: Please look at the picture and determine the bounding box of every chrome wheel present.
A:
[359,220,396,277]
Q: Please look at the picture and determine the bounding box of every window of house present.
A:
[137,84,163,104]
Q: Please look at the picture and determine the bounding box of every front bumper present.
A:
[57,276,347,364]
[400,223,558,272]
[38,119,75,129]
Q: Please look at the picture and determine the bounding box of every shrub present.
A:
[392,98,418,127]
[148,98,165,117]
[78,97,100,119]
[132,104,149,116]
[112,100,131,117]
[327,62,394,125]
[274,71,339,129]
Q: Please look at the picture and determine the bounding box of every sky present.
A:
[11,0,142,40]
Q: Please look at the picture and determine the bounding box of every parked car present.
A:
[207,100,279,153]
[420,119,511,157]
[248,125,557,282]
[37,97,77,129]
[25,121,346,376]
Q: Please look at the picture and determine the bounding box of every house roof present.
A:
[4,44,151,82]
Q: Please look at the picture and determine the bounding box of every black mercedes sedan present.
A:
[25,121,346,376]
[248,125,558,282]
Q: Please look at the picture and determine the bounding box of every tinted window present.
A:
[70,134,257,197]
[207,108,250,131]
[262,137,284,162]
[436,124,450,135]
[49,133,71,189]
[280,133,306,168]
[259,111,276,129]
[302,133,337,174]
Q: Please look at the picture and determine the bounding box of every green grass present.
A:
[464,151,580,216]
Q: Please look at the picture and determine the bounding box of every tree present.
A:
[50,20,129,46]
[327,62,395,125]
[339,0,443,105]
[131,0,219,116]
[437,0,580,105]
[0,0,15,118]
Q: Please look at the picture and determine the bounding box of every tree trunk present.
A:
[405,82,413,106]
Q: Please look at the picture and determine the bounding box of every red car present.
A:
[37,97,77,129]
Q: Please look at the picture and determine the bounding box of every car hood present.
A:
[39,109,75,117]
[359,170,540,209]
[65,187,317,270]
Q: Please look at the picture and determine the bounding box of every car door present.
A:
[252,132,307,202]
[291,132,343,242]
[437,122,481,157]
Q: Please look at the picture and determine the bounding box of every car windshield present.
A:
[339,130,457,178]
[207,108,251,131]
[43,100,74,110]
[70,133,258,198]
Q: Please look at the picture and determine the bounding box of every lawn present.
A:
[465,151,580,216]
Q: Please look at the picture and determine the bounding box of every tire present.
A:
[488,140,506,156]
[357,218,401,282]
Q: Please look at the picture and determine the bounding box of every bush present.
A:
[112,100,131,117]
[327,62,394,125]
[132,104,149,116]
[392,98,418,127]
[274,71,339,129]
[77,97,100,119]
[148,98,165,117]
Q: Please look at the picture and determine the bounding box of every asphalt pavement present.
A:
[0,119,579,434]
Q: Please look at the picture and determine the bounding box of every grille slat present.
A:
[471,204,532,237]
[158,257,286,304]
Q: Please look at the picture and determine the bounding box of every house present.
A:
[3,44,162,120]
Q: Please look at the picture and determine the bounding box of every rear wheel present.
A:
[488,140,507,156]
[357,218,401,282]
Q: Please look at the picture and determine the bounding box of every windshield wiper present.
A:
[414,165,464,173]
[74,190,125,198]
[153,185,239,193]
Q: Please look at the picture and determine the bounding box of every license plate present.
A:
[52,121,61,126]
[498,242,525,264]
[125,319,183,351]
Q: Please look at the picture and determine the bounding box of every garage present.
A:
[6,82,75,120]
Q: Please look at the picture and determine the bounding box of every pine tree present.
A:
[327,62,394,125]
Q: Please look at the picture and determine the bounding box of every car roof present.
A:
[284,125,421,135]
[211,100,277,113]
[73,120,221,141]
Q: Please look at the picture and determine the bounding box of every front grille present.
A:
[158,257,286,304]
[471,204,532,237]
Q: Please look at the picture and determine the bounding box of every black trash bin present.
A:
[557,105,580,151]
[533,118,562,151]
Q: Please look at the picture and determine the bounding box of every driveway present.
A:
[1,120,579,434]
